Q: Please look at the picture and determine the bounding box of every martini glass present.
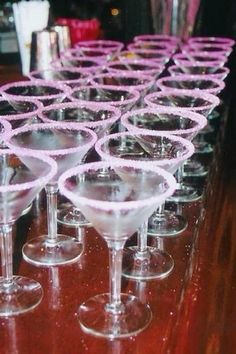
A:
[127,42,176,55]
[144,89,220,177]
[188,36,235,48]
[113,49,170,65]
[5,123,97,266]
[121,107,207,202]
[39,102,120,227]
[75,39,124,54]
[0,97,43,128]
[172,52,227,67]
[95,132,194,280]
[51,56,103,73]
[62,47,111,62]
[0,149,57,315]
[168,64,230,81]
[181,43,232,58]
[58,159,176,338]
[0,80,72,107]
[27,67,91,88]
[134,34,180,46]
[105,59,164,79]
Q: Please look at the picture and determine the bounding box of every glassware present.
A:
[105,59,164,79]
[5,122,97,266]
[62,47,110,62]
[156,74,225,95]
[113,49,170,65]
[172,52,227,67]
[39,102,120,227]
[0,97,42,128]
[127,42,176,55]
[95,131,194,279]
[134,34,180,46]
[0,149,57,315]
[121,107,207,202]
[74,39,124,53]
[0,80,71,107]
[188,36,235,48]
[58,159,176,338]
[181,43,232,58]
[52,55,103,73]
[27,67,91,88]
[168,64,230,81]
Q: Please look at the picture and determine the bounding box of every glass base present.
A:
[78,293,152,339]
[147,211,187,237]
[167,184,202,203]
[0,276,43,316]
[57,204,91,227]
[22,234,83,266]
[194,141,213,154]
[122,246,174,280]
[183,160,208,177]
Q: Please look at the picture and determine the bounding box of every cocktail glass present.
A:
[105,59,164,79]
[74,39,124,54]
[168,64,230,81]
[90,72,155,101]
[95,131,194,279]
[121,107,207,202]
[172,52,227,67]
[27,67,91,88]
[181,43,232,58]
[0,149,57,315]
[58,159,176,338]
[188,36,235,48]
[5,123,97,266]
[62,47,111,62]
[113,49,170,65]
[39,102,120,227]
[127,42,176,55]
[144,89,220,176]
[134,34,180,46]
[51,56,103,74]
[0,80,71,107]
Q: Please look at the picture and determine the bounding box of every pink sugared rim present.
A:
[58,159,176,211]
[95,131,194,167]
[69,85,140,108]
[105,59,164,77]
[27,67,91,85]
[156,74,225,95]
[128,42,175,54]
[59,50,105,63]
[75,39,124,51]
[134,34,180,44]
[0,80,72,103]
[188,36,235,47]
[121,107,207,137]
[181,44,231,58]
[0,96,43,121]
[5,122,97,156]
[173,52,227,67]
[90,72,155,92]
[0,149,57,193]
[63,47,111,60]
[168,64,230,80]
[144,89,220,112]
[184,43,232,55]
[38,101,121,128]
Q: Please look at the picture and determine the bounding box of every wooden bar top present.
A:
[0,62,236,354]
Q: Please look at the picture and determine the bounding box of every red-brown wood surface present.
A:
[0,64,236,354]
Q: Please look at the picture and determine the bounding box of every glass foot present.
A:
[167,184,202,203]
[78,293,152,339]
[57,204,91,227]
[122,246,174,280]
[183,160,208,177]
[22,235,83,266]
[0,276,43,316]
[147,211,187,237]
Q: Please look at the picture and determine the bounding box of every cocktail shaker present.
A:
[50,24,71,53]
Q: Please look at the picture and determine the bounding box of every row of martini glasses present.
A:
[0,34,233,339]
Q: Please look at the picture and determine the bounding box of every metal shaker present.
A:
[50,24,71,53]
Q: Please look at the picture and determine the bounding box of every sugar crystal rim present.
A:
[58,159,177,211]
[0,96,43,120]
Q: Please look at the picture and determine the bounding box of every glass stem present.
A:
[45,184,58,243]
[106,240,126,314]
[176,165,184,187]
[0,223,14,287]
[137,221,148,253]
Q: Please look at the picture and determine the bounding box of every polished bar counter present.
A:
[0,63,236,354]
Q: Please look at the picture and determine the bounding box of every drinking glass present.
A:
[39,102,120,227]
[121,107,207,203]
[168,64,230,81]
[95,131,194,279]
[105,59,164,79]
[58,159,176,338]
[187,36,235,48]
[113,49,170,65]
[27,67,91,88]
[62,47,110,62]
[127,42,176,55]
[0,149,57,315]
[134,34,180,46]
[172,52,227,67]
[5,123,97,266]
[51,56,103,73]
[0,80,72,107]
[75,39,124,54]
[181,43,232,58]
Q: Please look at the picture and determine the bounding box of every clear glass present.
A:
[112,49,171,65]
[172,52,227,67]
[168,64,230,81]
[58,159,176,338]
[127,42,175,55]
[51,56,103,73]
[95,131,194,280]
[5,122,97,266]
[0,149,57,315]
